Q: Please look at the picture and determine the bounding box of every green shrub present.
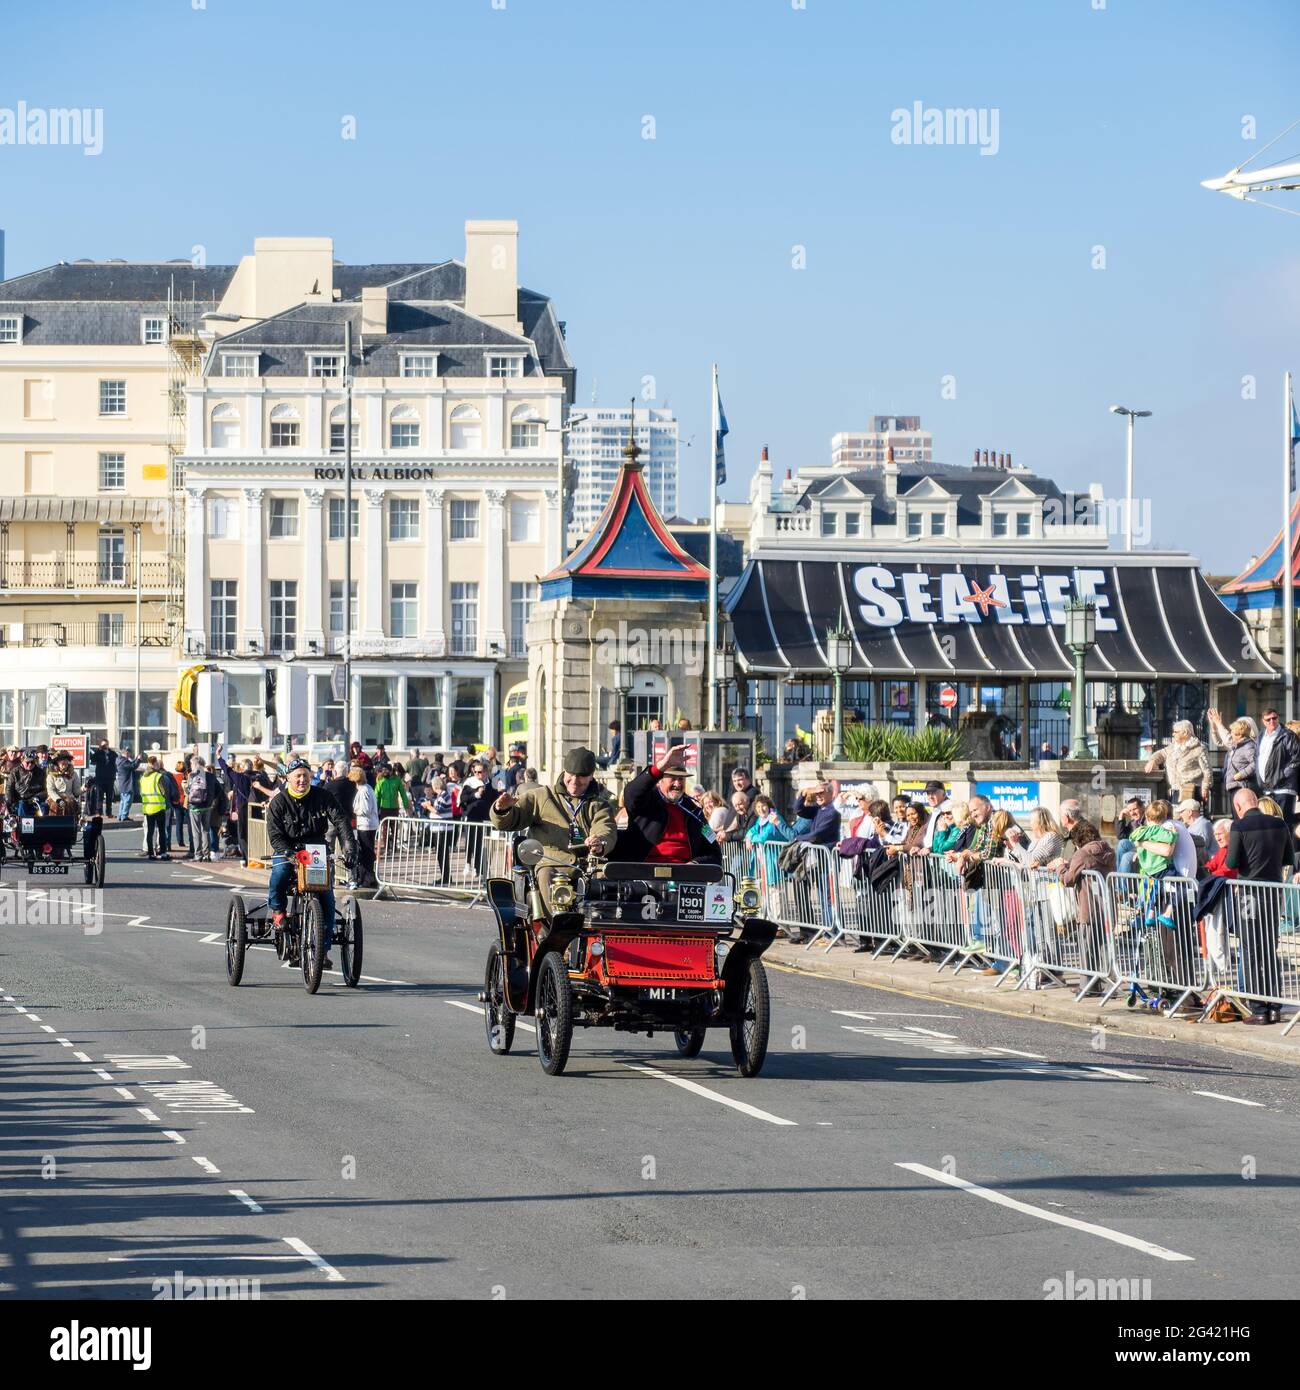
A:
[841,723,965,765]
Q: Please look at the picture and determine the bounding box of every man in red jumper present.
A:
[614,745,721,866]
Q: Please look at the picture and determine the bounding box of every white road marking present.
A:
[192,1156,221,1175]
[815,1121,834,1126]
[446,997,534,1031]
[114,1087,135,1100]
[282,1236,345,1282]
[93,1068,113,1081]
[138,1079,254,1114]
[72,1051,92,1062]
[162,1130,186,1144]
[198,932,223,944]
[27,1014,42,1022]
[1087,1066,1146,1083]
[833,1009,959,1019]
[897,1162,1194,1262]
[987,1046,1050,1060]
[39,1025,56,1033]
[230,1189,264,1213]
[56,1038,72,1046]
[621,1063,798,1126]
[1193,1090,1265,1108]
[136,1107,161,1122]
[105,1054,191,1071]
[11,1005,27,1014]
[904,1026,960,1039]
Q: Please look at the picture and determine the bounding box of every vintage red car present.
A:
[481,838,776,1076]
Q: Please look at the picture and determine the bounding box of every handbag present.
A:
[837,836,869,858]
[961,858,985,890]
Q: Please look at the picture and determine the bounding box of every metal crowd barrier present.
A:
[1210,880,1300,1034]
[373,817,510,904]
[1012,866,1112,999]
[1101,871,1205,1013]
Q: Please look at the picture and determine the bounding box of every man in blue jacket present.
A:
[793,782,841,847]
[115,747,142,822]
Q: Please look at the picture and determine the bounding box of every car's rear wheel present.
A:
[91,835,106,888]
[673,1026,706,1058]
[729,957,770,1077]
[226,896,247,987]
[338,897,363,987]
[534,951,573,1076]
[484,943,515,1055]
[300,896,325,994]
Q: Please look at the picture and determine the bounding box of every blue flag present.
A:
[714,387,729,487]
[1292,390,1300,491]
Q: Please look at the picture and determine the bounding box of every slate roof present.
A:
[793,460,1065,526]
[0,259,575,395]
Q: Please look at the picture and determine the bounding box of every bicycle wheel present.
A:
[338,897,363,987]
[484,942,516,1055]
[226,896,248,987]
[92,835,106,888]
[300,896,325,995]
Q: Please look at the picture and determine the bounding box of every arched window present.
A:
[449,402,482,451]
[210,402,240,450]
[389,403,420,450]
[268,402,300,449]
[510,403,542,450]
[329,403,359,454]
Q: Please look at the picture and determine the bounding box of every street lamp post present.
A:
[827,616,853,762]
[1109,405,1152,552]
[1064,597,1098,760]
[614,661,634,762]
[715,644,735,730]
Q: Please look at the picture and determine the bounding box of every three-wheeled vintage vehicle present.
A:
[481,837,777,1077]
[1,803,106,887]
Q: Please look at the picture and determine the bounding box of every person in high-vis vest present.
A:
[138,757,168,861]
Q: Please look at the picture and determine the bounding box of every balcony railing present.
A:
[8,622,175,648]
[0,560,170,590]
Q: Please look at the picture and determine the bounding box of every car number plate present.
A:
[676,883,732,923]
[638,986,682,1001]
[30,863,69,875]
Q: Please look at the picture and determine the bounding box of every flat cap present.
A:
[563,747,597,777]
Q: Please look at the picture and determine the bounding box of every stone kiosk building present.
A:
[528,434,708,779]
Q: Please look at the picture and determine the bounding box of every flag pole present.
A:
[1286,371,1295,723]
[707,363,719,729]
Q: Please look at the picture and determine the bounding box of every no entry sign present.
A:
[939,686,958,710]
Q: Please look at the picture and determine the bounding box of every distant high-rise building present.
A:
[566,405,678,541]
[830,414,932,468]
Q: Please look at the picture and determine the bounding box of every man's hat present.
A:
[1175,798,1201,814]
[925,779,947,794]
[562,747,597,777]
[659,755,689,776]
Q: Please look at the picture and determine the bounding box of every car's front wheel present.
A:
[535,951,573,1076]
[728,957,770,1077]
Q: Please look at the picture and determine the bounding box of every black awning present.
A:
[724,558,1276,680]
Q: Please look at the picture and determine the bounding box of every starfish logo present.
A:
[964,582,1005,617]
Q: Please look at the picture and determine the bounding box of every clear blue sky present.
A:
[3,0,1297,572]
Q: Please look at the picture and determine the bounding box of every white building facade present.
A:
[830,415,932,468]
[179,223,575,754]
[566,405,677,543]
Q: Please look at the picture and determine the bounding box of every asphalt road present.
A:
[3,825,1300,1301]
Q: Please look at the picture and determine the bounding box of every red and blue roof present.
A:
[1219,495,1300,612]
[541,457,710,601]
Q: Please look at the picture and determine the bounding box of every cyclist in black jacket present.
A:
[266,759,358,970]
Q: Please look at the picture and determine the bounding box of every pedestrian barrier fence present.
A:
[373,817,510,903]
[246,803,270,870]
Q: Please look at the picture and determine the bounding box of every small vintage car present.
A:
[3,807,106,886]
[481,837,777,1077]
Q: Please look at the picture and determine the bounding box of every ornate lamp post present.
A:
[614,660,634,762]
[827,616,853,762]
[1064,597,1097,760]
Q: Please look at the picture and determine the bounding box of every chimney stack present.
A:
[973,448,980,466]
[761,446,768,461]
[361,284,388,336]
[464,219,522,335]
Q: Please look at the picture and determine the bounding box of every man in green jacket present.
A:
[490,747,616,916]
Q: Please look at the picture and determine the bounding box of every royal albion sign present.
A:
[724,557,1276,680]
[312,465,443,481]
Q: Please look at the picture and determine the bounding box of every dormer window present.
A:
[141,316,167,345]
[992,512,1009,537]
[1016,512,1031,537]
[907,512,922,538]
[401,352,437,378]
[930,513,946,537]
[844,512,861,537]
[309,354,343,378]
[488,354,524,378]
[221,352,257,378]
[0,315,22,344]
[821,512,837,537]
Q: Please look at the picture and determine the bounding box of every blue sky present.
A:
[2,0,1298,571]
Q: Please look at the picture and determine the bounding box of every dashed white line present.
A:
[230,1189,264,1213]
[446,997,534,1031]
[56,1038,72,1046]
[136,1107,161,1122]
[621,1063,798,1126]
[72,1051,92,1063]
[162,1130,186,1144]
[282,1236,345,1282]
[1087,1066,1147,1083]
[39,1025,55,1033]
[11,1005,28,1015]
[114,1087,135,1100]
[26,1014,41,1022]
[904,1026,960,1039]
[897,1162,1194,1262]
[192,1156,221,1175]
[94,1068,114,1081]
[987,1046,1050,1060]
[1193,1090,1265,1108]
